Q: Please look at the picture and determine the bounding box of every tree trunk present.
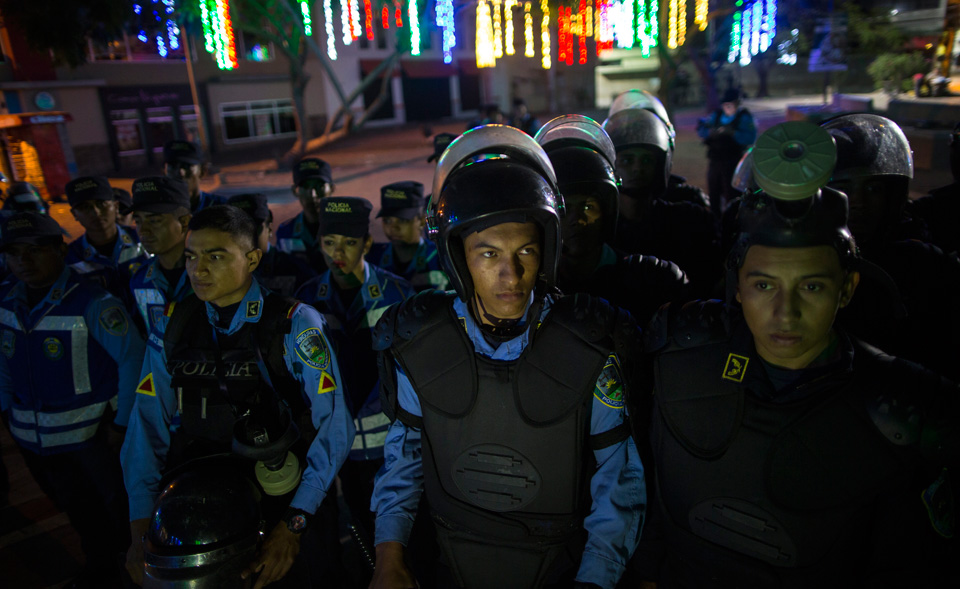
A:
[289,71,309,161]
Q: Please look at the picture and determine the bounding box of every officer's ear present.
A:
[246,247,263,272]
[325,182,336,197]
[69,207,79,221]
[839,270,860,308]
[177,213,192,233]
[363,234,373,255]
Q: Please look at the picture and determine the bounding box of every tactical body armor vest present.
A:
[645,300,948,587]
[163,293,303,468]
[377,291,636,589]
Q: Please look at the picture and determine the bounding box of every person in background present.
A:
[277,157,334,273]
[162,140,225,212]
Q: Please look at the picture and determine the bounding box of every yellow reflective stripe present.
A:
[11,407,35,424]
[34,316,91,395]
[350,430,388,451]
[40,423,100,448]
[36,401,107,428]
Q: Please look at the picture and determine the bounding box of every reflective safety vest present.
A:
[0,282,118,455]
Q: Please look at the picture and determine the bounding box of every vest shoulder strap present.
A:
[163,294,204,361]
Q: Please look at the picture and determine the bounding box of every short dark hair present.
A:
[188,205,257,250]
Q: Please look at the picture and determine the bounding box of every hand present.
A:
[125,518,150,586]
[242,521,301,589]
[369,542,417,589]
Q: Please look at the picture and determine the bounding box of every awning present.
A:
[0,112,73,129]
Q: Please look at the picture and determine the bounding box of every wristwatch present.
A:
[283,508,310,535]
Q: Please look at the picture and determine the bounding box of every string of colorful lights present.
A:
[150,1,780,73]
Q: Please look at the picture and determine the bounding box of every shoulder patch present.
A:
[594,354,625,409]
[318,283,329,298]
[368,284,381,299]
[318,371,337,394]
[722,353,749,382]
[295,327,331,370]
[136,373,156,396]
[99,306,129,336]
[245,300,261,318]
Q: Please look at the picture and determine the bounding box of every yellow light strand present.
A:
[505,0,516,56]
[668,0,678,49]
[524,1,534,57]
[477,0,496,68]
[493,0,503,59]
[586,1,594,37]
[540,0,551,69]
[678,0,686,46]
[695,0,707,32]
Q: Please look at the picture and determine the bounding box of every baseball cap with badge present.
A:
[163,140,204,165]
[293,158,333,186]
[227,193,271,224]
[65,176,114,207]
[130,176,191,214]
[318,197,372,238]
[0,212,64,251]
[427,133,458,163]
[377,181,425,220]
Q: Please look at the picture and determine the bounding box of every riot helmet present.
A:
[428,125,563,304]
[602,109,673,199]
[820,114,914,245]
[143,459,261,588]
[608,89,676,147]
[732,148,757,193]
[535,115,619,237]
[729,121,857,271]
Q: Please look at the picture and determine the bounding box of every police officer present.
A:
[65,176,149,314]
[608,89,709,209]
[113,187,136,228]
[227,192,317,297]
[122,205,354,588]
[536,114,689,326]
[427,133,458,164]
[697,88,758,222]
[0,212,145,586]
[909,122,960,256]
[162,140,225,212]
[821,114,960,380]
[368,181,449,292]
[631,122,957,586]
[370,126,646,589]
[603,108,721,297]
[297,197,413,541]
[276,157,334,272]
[1,181,49,216]
[127,177,193,338]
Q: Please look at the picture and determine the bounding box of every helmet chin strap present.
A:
[470,294,543,341]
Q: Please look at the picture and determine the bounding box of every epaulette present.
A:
[373,290,455,350]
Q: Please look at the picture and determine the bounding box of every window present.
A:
[219,100,297,143]
[110,110,145,155]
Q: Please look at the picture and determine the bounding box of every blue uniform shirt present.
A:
[0,266,146,448]
[296,263,414,461]
[371,295,646,587]
[66,224,149,277]
[121,278,354,520]
[276,212,326,272]
[129,258,193,338]
[368,239,449,292]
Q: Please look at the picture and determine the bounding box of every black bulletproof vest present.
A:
[651,316,920,587]
[390,293,616,589]
[164,294,300,467]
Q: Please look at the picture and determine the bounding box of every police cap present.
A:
[65,176,114,207]
[130,176,191,214]
[163,140,204,165]
[0,212,63,251]
[377,181,426,219]
[293,158,333,186]
[227,193,271,224]
[318,197,372,238]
